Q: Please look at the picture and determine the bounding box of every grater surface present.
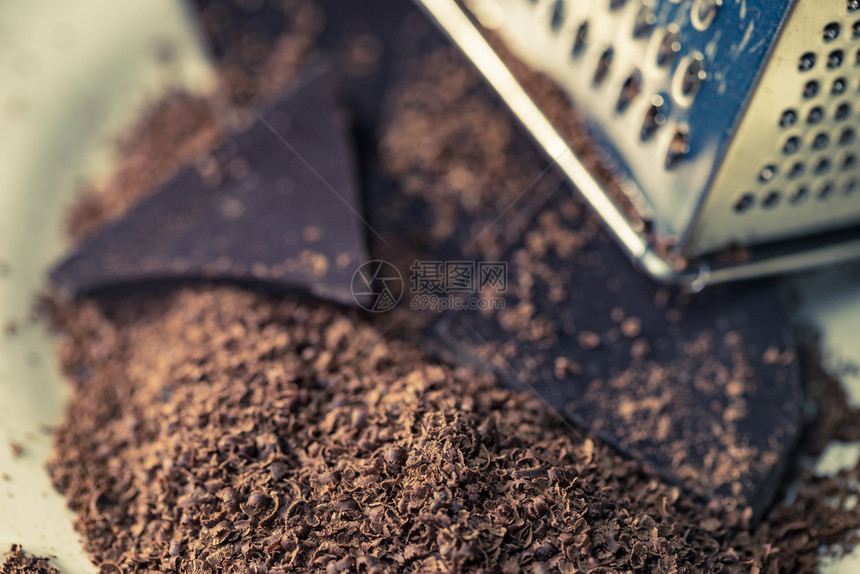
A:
[418,0,860,285]
[694,0,860,255]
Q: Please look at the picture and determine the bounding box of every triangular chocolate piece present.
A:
[52,65,368,306]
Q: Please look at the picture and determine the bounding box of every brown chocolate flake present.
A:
[577,331,601,350]
[620,316,642,338]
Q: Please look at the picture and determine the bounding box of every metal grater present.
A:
[416,0,860,287]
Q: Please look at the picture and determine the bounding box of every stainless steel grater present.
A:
[416,0,860,287]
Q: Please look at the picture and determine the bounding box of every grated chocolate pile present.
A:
[44,286,857,573]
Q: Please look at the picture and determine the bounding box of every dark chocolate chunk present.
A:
[431,193,805,522]
[374,42,804,520]
[51,64,368,307]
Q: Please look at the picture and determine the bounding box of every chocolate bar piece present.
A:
[52,65,368,305]
[431,188,804,522]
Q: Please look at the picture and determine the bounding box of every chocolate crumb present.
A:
[577,331,601,350]
[620,316,642,338]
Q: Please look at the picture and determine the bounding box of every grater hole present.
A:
[840,127,856,145]
[835,102,852,121]
[798,52,817,72]
[758,164,778,183]
[828,49,845,69]
[680,57,706,97]
[818,181,836,200]
[790,186,810,205]
[812,132,830,150]
[788,162,806,179]
[807,106,825,124]
[617,70,642,112]
[656,29,680,67]
[844,153,858,170]
[824,22,841,42]
[779,109,798,128]
[594,48,614,84]
[853,20,860,38]
[733,193,755,213]
[855,47,860,65]
[761,190,781,209]
[665,128,691,169]
[803,80,820,99]
[550,0,565,32]
[640,95,668,141]
[572,21,589,57]
[783,136,801,155]
[850,0,860,14]
[633,3,656,38]
[610,0,627,10]
[847,178,859,195]
[815,157,832,175]
[833,77,848,95]
[691,0,721,31]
